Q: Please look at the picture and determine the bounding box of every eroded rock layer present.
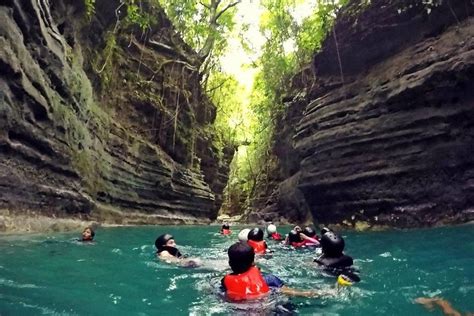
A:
[265,0,474,227]
[0,0,230,226]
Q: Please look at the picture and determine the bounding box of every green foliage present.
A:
[84,0,95,19]
[221,0,351,214]
[83,0,153,30]
[125,1,152,30]
[207,72,251,150]
[158,0,236,53]
[93,32,118,92]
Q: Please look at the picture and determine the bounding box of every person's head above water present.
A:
[303,226,316,238]
[288,229,302,243]
[81,227,95,241]
[247,228,264,241]
[238,228,251,241]
[155,233,176,250]
[228,242,255,274]
[320,231,345,257]
[267,224,277,234]
[155,233,182,258]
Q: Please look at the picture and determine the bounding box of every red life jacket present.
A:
[270,232,282,240]
[221,229,231,235]
[291,241,306,248]
[223,266,270,301]
[247,240,267,254]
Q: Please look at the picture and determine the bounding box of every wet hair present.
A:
[320,231,345,257]
[228,242,254,274]
[303,226,316,238]
[247,228,264,241]
[288,230,302,243]
[222,223,230,230]
[83,227,95,239]
[155,233,174,250]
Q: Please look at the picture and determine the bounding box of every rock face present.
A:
[0,0,231,227]
[259,0,474,227]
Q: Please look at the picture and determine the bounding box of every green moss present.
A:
[92,32,119,94]
[46,44,113,197]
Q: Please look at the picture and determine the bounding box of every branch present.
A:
[206,79,229,93]
[199,0,211,9]
[214,0,240,22]
[198,0,241,60]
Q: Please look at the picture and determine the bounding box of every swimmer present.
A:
[287,229,305,248]
[247,228,268,254]
[155,233,201,268]
[80,227,95,242]
[300,226,320,246]
[220,223,232,235]
[221,242,328,301]
[314,231,360,284]
[283,225,303,244]
[416,297,473,316]
[266,224,282,241]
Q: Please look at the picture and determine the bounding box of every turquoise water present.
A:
[0,224,473,315]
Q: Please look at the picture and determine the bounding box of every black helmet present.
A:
[303,226,316,237]
[155,233,174,249]
[288,229,302,243]
[247,228,264,241]
[320,227,331,236]
[320,231,344,256]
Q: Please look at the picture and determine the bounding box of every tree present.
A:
[158,0,241,83]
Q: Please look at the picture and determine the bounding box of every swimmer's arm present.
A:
[279,286,328,298]
[415,297,462,316]
[179,258,201,268]
[299,233,320,245]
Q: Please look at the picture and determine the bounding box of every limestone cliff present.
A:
[255,0,474,227]
[0,0,232,229]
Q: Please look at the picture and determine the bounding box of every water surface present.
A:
[0,224,473,315]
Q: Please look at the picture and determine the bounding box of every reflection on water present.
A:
[0,224,473,315]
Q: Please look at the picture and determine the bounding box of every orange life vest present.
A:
[247,240,267,254]
[223,266,270,301]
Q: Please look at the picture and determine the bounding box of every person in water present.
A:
[301,226,320,246]
[247,228,268,254]
[220,223,232,235]
[222,242,326,301]
[283,225,302,245]
[155,233,201,267]
[416,297,473,316]
[266,224,282,241]
[81,227,95,242]
[314,231,360,284]
[285,227,319,248]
